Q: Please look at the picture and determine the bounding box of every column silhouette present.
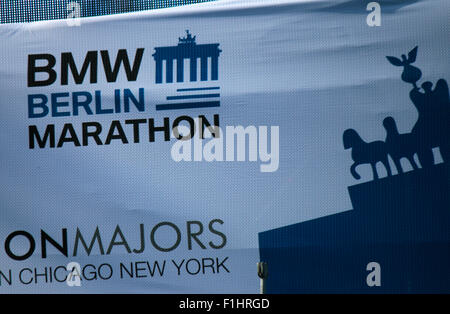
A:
[152,31,221,84]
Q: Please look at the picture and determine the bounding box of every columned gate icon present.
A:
[153,30,222,83]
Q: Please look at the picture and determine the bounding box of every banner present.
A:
[0,0,449,293]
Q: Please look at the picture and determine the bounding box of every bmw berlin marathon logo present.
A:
[26,30,222,149]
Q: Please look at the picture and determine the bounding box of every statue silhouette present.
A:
[410,79,450,165]
[386,46,422,87]
[179,30,196,44]
[383,116,419,173]
[344,46,449,181]
[385,46,449,168]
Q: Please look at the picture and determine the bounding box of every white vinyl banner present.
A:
[0,0,449,293]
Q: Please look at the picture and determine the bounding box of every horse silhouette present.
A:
[343,129,392,180]
[383,117,419,173]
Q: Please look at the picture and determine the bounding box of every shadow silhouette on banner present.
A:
[258,47,450,293]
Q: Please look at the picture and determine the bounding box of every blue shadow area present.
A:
[259,163,450,293]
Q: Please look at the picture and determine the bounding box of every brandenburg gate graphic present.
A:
[153,30,222,83]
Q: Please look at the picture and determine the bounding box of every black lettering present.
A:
[105,120,128,144]
[100,48,144,82]
[148,117,170,142]
[57,123,81,147]
[173,115,195,140]
[29,124,55,149]
[106,225,131,254]
[5,231,36,261]
[199,114,220,138]
[125,119,146,143]
[187,221,206,250]
[82,122,103,146]
[209,219,227,249]
[150,222,181,252]
[40,229,68,258]
[28,54,57,87]
[73,227,105,256]
[61,51,98,85]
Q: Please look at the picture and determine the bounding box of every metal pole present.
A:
[257,262,268,294]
